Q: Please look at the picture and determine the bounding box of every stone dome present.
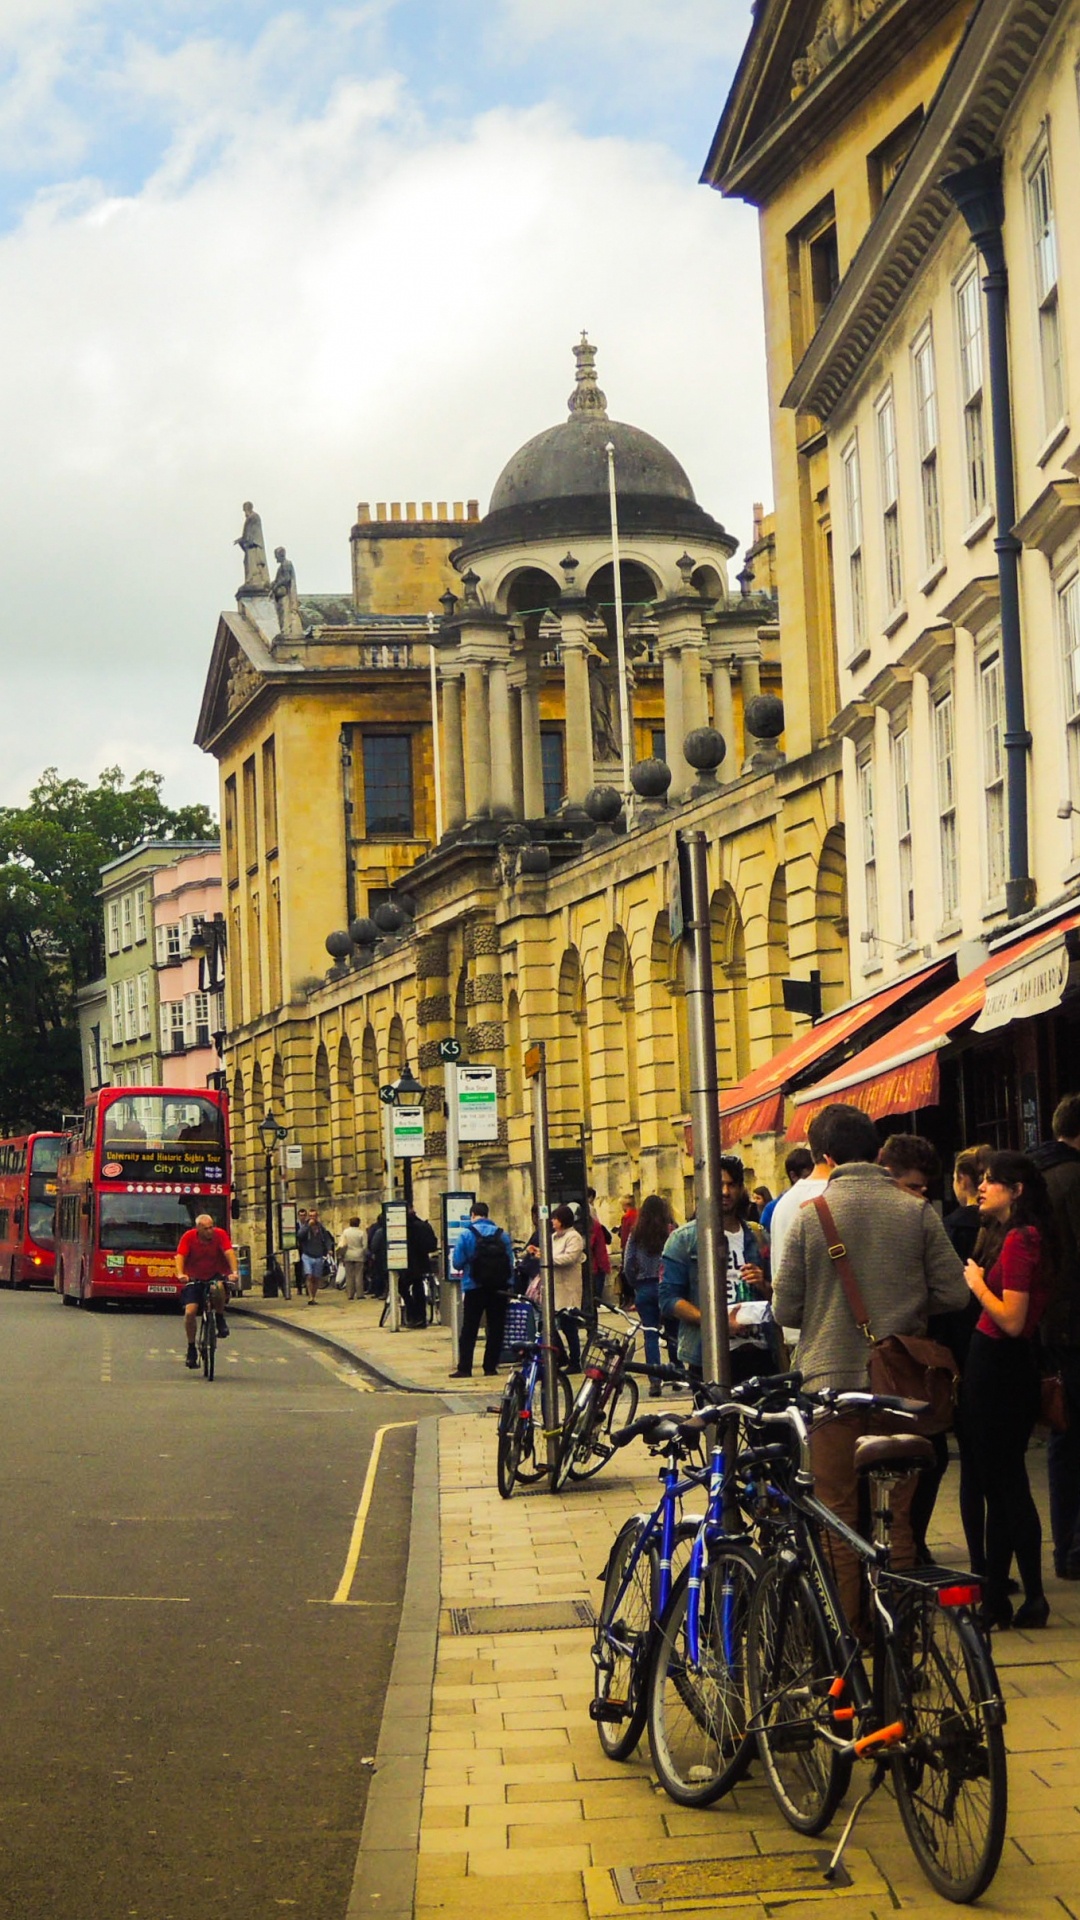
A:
[490,336,695,512]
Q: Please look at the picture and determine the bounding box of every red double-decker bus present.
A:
[55,1087,231,1306]
[0,1132,64,1288]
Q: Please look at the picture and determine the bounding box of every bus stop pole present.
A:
[383,1102,402,1333]
[526,1042,559,1481]
[679,828,731,1396]
[444,1061,463,1365]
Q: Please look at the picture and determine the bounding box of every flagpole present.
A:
[427,613,444,843]
[606,441,632,791]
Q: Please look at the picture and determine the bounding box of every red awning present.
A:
[788,911,1080,1135]
[718,958,949,1149]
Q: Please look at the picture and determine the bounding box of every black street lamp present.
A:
[259,1108,287,1296]
[188,912,228,993]
[391,1063,424,1209]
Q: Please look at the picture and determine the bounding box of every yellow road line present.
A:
[330,1420,416,1606]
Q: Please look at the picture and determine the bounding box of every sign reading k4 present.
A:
[455,1064,499,1143]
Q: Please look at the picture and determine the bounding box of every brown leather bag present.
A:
[1040,1370,1068,1434]
[812,1196,959,1435]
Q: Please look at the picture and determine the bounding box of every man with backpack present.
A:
[449,1200,514,1378]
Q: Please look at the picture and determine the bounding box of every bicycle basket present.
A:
[504,1298,536,1349]
[582,1330,620,1377]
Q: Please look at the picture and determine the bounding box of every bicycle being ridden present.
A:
[174,1214,236,1376]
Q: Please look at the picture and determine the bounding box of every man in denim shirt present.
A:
[659,1157,772,1387]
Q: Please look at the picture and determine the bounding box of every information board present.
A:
[455,1064,499,1143]
[391,1107,426,1158]
[442,1190,476,1281]
[383,1200,409,1270]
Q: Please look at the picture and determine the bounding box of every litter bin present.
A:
[237,1245,252,1294]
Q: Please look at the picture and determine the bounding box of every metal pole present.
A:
[445,1061,463,1364]
[383,1102,401,1332]
[263,1150,276,1296]
[606,442,633,793]
[528,1043,560,1480]
[680,828,730,1393]
[428,625,445,844]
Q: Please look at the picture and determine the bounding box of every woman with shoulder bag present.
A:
[962,1151,1058,1630]
[622,1195,675,1396]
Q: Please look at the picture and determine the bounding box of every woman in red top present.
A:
[962,1150,1058,1629]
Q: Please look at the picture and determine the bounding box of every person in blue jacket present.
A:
[449,1201,515,1378]
[659,1156,773,1389]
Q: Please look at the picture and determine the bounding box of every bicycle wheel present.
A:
[592,1516,659,1760]
[201,1311,216,1381]
[514,1369,573,1485]
[553,1382,599,1492]
[648,1540,758,1806]
[886,1594,1007,1903]
[569,1377,641,1482]
[497,1375,527,1499]
[746,1559,851,1834]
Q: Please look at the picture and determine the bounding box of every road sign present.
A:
[378,1084,397,1105]
[524,1043,544,1079]
[383,1200,408,1269]
[391,1105,425,1158]
[284,1143,303,1170]
[438,1037,463,1063]
[456,1063,498,1143]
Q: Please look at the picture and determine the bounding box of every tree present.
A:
[0,767,217,1129]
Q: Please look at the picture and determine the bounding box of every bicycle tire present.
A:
[746,1558,851,1835]
[514,1370,573,1484]
[569,1376,641,1482]
[552,1382,599,1492]
[201,1311,216,1381]
[885,1594,1007,1903]
[648,1541,759,1806]
[497,1376,527,1499]
[592,1516,659,1760]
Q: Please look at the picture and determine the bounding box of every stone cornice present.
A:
[782,0,1064,419]
[1013,478,1080,559]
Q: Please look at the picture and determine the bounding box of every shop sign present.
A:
[974,934,1074,1033]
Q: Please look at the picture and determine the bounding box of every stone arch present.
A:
[506,989,524,1121]
[690,563,725,603]
[359,1025,380,1192]
[498,565,562,644]
[336,1033,356,1190]
[585,559,659,647]
[453,968,469,1048]
[648,911,679,1118]
[552,947,590,1138]
[313,1042,332,1195]
[816,826,849,1010]
[601,928,639,1137]
[271,1053,285,1112]
[711,887,750,1088]
[767,866,793,1046]
[386,1014,405,1079]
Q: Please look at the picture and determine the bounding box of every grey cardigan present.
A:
[772,1161,968,1392]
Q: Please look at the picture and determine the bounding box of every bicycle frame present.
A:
[599,1446,710,1648]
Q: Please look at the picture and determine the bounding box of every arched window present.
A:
[336,1035,356,1189]
[313,1044,332,1195]
[816,826,849,1010]
[359,1026,380,1191]
[768,867,793,1046]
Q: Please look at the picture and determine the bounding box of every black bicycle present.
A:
[736,1376,1007,1904]
[496,1305,572,1498]
[553,1307,677,1491]
[196,1285,223,1381]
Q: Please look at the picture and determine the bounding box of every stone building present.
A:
[197,342,847,1244]
[709,0,1080,1159]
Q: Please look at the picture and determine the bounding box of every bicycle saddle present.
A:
[854,1433,935,1475]
[610,1414,682,1451]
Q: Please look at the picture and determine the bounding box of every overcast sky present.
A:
[0,0,769,813]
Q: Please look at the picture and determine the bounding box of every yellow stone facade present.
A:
[198,347,849,1247]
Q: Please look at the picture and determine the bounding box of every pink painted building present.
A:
[152,847,224,1090]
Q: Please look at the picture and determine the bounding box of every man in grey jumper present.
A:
[773,1103,967,1624]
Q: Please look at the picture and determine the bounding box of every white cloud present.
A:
[0,10,767,812]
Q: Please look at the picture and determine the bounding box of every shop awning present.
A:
[718,958,949,1149]
[789,911,1080,1135]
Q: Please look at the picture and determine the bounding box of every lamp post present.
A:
[259,1108,287,1297]
[187,912,228,992]
[390,1063,424,1211]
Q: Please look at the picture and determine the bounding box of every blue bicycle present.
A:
[496,1305,572,1499]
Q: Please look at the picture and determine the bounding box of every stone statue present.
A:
[235,502,270,591]
[271,545,303,638]
[588,643,622,763]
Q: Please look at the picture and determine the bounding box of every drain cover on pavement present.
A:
[448,1599,594,1634]
[611,1853,851,1906]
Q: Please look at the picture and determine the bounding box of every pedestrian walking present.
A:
[586,1188,611,1314]
[659,1154,774,1391]
[551,1203,587,1371]
[962,1150,1058,1628]
[449,1201,514,1378]
[297,1208,334,1304]
[365,1216,387,1298]
[1032,1096,1080,1579]
[773,1103,967,1629]
[622,1195,676,1393]
[402,1208,438,1328]
[293,1207,310,1296]
[336,1217,367,1300]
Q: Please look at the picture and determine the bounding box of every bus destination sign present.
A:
[100,1146,226,1185]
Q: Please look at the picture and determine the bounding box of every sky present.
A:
[0,0,769,813]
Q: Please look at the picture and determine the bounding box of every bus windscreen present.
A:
[98,1192,228,1252]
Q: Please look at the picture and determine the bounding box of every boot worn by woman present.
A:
[1012,1594,1050,1629]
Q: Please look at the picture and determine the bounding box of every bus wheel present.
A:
[7,1260,15,1289]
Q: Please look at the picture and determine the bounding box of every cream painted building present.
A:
[715,0,1080,1154]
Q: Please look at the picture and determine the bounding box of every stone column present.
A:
[681,623,708,738]
[659,640,687,796]
[559,601,594,807]
[710,654,735,781]
[508,686,526,819]
[519,665,545,819]
[739,648,763,770]
[463,662,491,818]
[441,671,466,830]
[488,661,514,817]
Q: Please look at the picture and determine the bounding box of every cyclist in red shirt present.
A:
[175,1214,238,1371]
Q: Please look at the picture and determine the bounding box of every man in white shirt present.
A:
[767,1122,832,1344]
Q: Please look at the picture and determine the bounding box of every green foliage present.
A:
[0,767,217,1130]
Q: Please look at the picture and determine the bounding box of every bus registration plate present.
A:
[148,1284,177,1294]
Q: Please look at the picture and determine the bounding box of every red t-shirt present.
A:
[177,1226,233,1282]
[977,1226,1049,1341]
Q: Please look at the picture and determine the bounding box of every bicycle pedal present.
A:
[769,1723,818,1753]
[589,1698,627,1723]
